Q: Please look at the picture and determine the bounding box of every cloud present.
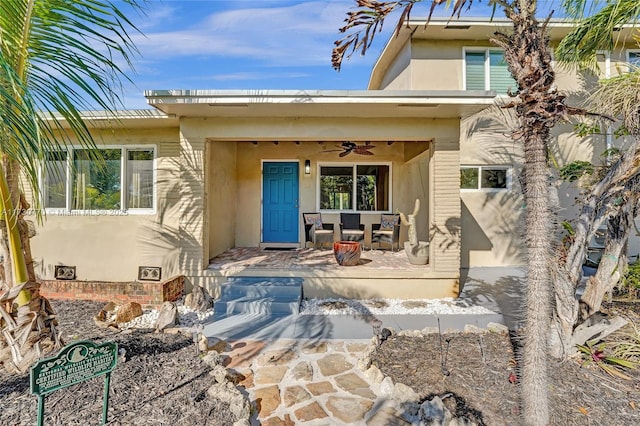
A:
[131,1,380,67]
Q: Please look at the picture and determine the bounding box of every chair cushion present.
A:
[380,214,399,230]
[343,230,364,235]
[373,230,394,236]
[304,213,323,230]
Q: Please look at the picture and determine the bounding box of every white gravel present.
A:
[119,300,215,329]
[120,297,494,329]
[300,297,496,316]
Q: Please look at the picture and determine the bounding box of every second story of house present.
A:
[368,18,639,95]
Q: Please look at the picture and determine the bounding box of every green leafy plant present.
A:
[559,160,595,182]
[576,339,638,380]
[611,323,640,362]
[617,260,640,299]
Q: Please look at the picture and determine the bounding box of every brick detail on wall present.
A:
[39,275,185,309]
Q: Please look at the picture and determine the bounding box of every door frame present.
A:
[260,159,301,247]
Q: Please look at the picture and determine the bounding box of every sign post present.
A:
[30,340,118,426]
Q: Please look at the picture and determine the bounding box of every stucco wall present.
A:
[207,142,237,259]
[31,127,182,282]
[230,140,427,248]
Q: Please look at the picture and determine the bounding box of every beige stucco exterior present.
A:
[30,18,640,299]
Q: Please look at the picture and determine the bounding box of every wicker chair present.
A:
[302,213,335,248]
[371,214,401,251]
[339,213,365,246]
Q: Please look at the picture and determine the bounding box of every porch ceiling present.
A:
[144,89,496,119]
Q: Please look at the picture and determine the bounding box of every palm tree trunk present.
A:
[0,159,62,372]
[521,132,552,426]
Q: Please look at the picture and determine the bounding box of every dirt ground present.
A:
[372,300,640,426]
[1,300,639,425]
[0,300,236,426]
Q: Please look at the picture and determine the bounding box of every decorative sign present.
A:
[30,340,118,425]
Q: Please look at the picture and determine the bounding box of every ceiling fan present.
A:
[325,141,376,157]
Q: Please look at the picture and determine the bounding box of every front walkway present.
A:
[207,267,526,424]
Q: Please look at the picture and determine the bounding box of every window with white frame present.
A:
[460,166,511,191]
[43,147,155,211]
[319,164,390,212]
[464,49,516,94]
[627,50,640,69]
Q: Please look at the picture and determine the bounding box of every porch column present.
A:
[430,138,461,277]
[178,118,208,279]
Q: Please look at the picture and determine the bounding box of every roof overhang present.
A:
[46,109,178,129]
[369,17,639,89]
[145,89,497,119]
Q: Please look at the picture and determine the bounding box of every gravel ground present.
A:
[0,300,236,426]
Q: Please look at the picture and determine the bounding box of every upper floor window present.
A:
[43,146,155,213]
[461,166,511,191]
[464,49,516,94]
[319,163,390,212]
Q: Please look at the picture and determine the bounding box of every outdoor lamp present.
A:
[304,159,311,174]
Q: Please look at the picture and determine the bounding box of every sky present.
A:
[117,0,562,109]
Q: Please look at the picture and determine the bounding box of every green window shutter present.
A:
[465,52,486,90]
[489,51,516,94]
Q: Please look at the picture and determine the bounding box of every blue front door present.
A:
[262,162,299,243]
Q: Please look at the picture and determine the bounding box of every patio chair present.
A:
[302,213,335,248]
[371,213,401,251]
[339,213,365,246]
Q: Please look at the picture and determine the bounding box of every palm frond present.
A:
[0,0,145,213]
[332,0,480,71]
[557,0,640,68]
[588,69,640,134]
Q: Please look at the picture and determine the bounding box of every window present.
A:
[464,49,516,94]
[461,166,511,191]
[319,164,390,212]
[43,146,155,212]
[627,50,640,69]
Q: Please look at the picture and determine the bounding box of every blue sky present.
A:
[119,0,560,109]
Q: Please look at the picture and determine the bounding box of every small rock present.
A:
[115,302,143,323]
[364,365,384,384]
[207,382,251,420]
[155,301,179,332]
[210,365,229,383]
[184,285,213,311]
[103,301,117,312]
[392,382,419,403]
[419,396,452,425]
[202,352,222,367]
[487,322,509,334]
[398,329,422,337]
[94,309,107,322]
[421,326,439,335]
[199,335,228,353]
[464,324,483,334]
[357,343,376,371]
[379,377,394,396]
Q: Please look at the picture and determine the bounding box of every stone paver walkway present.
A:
[223,338,412,425]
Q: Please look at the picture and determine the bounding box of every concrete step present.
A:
[213,276,303,321]
[214,297,300,316]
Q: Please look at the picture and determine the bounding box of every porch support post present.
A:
[178,118,208,282]
[430,138,462,289]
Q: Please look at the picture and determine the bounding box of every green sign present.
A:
[30,340,118,425]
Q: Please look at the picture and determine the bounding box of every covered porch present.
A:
[205,247,457,299]
[144,89,496,298]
